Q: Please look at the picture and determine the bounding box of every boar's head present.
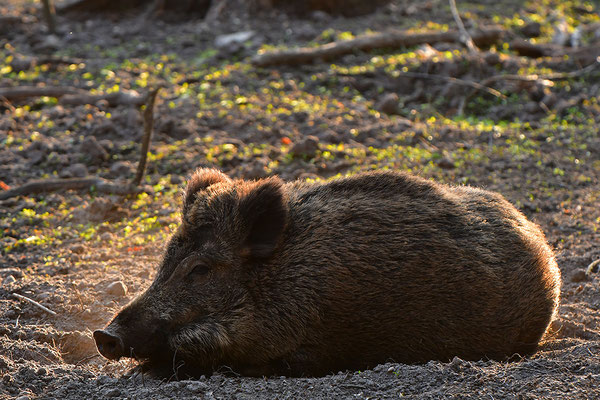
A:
[94,168,289,374]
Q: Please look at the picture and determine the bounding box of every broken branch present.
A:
[132,87,161,187]
[12,293,57,316]
[252,27,505,67]
[0,177,142,201]
[460,57,600,112]
[398,72,504,99]
[449,0,478,54]
[0,86,83,100]
[0,86,144,107]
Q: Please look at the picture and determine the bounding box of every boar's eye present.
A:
[189,264,210,277]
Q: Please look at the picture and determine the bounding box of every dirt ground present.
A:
[1,0,600,398]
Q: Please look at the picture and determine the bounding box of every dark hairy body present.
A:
[94,169,561,377]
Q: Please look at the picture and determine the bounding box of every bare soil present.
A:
[1,0,599,399]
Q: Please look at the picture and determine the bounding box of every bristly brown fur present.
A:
[98,169,562,377]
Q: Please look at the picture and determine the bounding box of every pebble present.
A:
[71,244,85,254]
[290,136,320,158]
[520,22,541,38]
[571,269,588,283]
[109,161,133,178]
[437,158,456,169]
[104,388,121,397]
[449,356,469,371]
[376,93,399,115]
[80,136,109,163]
[483,52,501,66]
[106,281,127,297]
[100,232,113,241]
[214,31,254,49]
[185,381,208,392]
[66,163,88,178]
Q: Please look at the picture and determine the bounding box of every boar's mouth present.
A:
[93,329,126,360]
[93,326,173,363]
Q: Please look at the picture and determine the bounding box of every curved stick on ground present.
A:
[449,0,478,54]
[460,57,600,111]
[398,72,504,98]
[252,27,505,67]
[132,87,161,187]
[0,177,141,201]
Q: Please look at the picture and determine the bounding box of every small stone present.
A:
[290,136,320,158]
[72,244,85,254]
[106,281,127,297]
[483,52,500,66]
[185,381,208,392]
[387,366,395,373]
[376,93,399,115]
[520,22,541,38]
[437,158,456,169]
[244,161,268,180]
[215,31,254,49]
[109,161,134,178]
[27,150,45,165]
[63,163,88,178]
[104,388,121,398]
[15,395,30,400]
[80,136,109,163]
[571,269,588,283]
[449,356,467,371]
[100,232,113,242]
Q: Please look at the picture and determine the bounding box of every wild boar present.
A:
[94,169,561,377]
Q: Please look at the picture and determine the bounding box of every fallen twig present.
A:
[0,86,144,107]
[0,177,142,201]
[132,87,161,187]
[399,72,504,98]
[252,27,505,67]
[449,0,478,54]
[511,40,600,65]
[460,57,600,111]
[10,55,86,72]
[60,91,145,107]
[12,293,57,316]
[0,86,84,100]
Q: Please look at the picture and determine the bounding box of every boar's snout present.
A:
[94,329,125,360]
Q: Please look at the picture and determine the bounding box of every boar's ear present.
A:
[238,177,288,259]
[183,169,231,216]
